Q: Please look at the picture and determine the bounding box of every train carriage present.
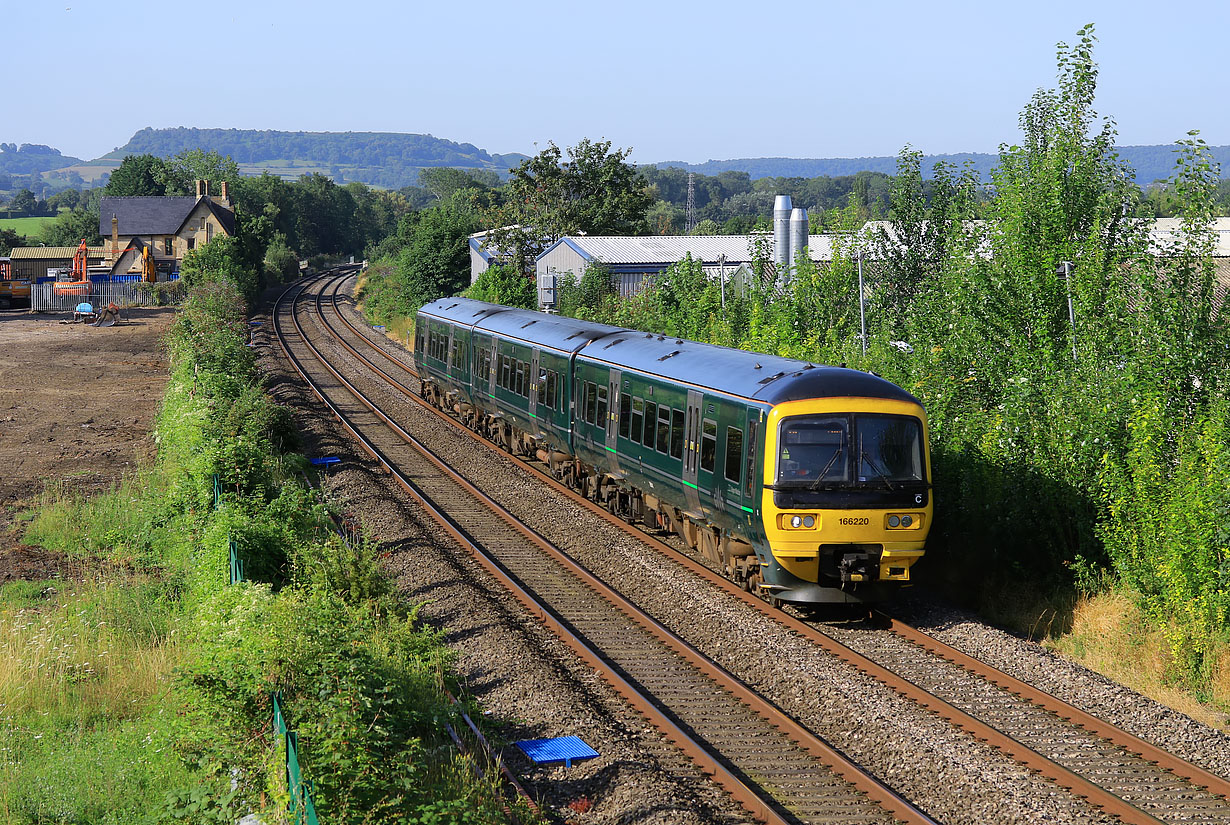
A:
[415,298,932,605]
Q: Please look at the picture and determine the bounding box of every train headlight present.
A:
[886,513,921,530]
[779,514,818,530]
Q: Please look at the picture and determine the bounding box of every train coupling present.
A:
[838,553,876,583]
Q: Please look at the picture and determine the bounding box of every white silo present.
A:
[788,207,809,276]
[773,195,792,269]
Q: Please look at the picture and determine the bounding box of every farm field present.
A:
[0,216,55,236]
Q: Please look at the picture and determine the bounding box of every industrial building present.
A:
[533,196,825,307]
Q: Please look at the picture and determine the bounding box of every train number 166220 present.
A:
[838,517,870,526]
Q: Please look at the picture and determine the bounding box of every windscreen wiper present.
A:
[859,450,895,491]
[808,447,844,490]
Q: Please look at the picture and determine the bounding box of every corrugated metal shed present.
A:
[8,246,108,260]
[539,235,836,267]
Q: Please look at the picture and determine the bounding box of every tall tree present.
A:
[487,139,653,272]
[105,154,182,196]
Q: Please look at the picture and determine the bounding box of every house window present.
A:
[200,218,207,231]
[164,238,173,256]
[187,238,195,251]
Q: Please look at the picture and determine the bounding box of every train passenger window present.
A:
[643,402,656,446]
[585,382,598,425]
[500,356,511,390]
[630,398,643,443]
[619,393,632,439]
[745,421,758,499]
[546,371,557,410]
[670,409,684,459]
[596,386,608,429]
[657,406,670,454]
[724,427,743,483]
[518,361,529,397]
[701,419,717,473]
[537,370,547,405]
[416,329,424,353]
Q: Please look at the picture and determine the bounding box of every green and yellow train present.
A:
[415,297,932,605]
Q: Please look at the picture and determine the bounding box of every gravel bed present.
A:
[890,596,1230,780]
[318,290,1124,825]
[256,288,746,825]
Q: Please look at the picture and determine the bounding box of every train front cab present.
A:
[757,396,932,604]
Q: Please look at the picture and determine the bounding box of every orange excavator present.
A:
[52,240,92,297]
[141,244,156,283]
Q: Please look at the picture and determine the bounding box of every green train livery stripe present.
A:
[683,480,698,490]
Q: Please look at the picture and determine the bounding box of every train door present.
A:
[605,368,624,474]
[744,411,761,514]
[683,390,703,514]
[605,369,621,452]
[488,338,498,396]
[529,348,540,420]
[445,326,456,379]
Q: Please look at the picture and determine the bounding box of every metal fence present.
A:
[275,693,320,825]
[31,281,177,312]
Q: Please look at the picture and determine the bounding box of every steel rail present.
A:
[876,613,1230,802]
[275,274,938,825]
[310,272,1229,825]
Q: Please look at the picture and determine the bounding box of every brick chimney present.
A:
[220,180,229,207]
[195,179,203,198]
[204,180,210,198]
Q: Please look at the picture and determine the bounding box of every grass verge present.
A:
[2,275,534,824]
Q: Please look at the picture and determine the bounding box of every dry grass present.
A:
[1049,591,1230,731]
[0,579,184,725]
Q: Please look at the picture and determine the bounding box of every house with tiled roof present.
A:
[99,180,236,278]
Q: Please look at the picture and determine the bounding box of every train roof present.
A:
[579,332,920,406]
[418,298,919,407]
[419,297,628,354]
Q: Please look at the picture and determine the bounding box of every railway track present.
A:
[275,274,936,825]
[286,270,1230,824]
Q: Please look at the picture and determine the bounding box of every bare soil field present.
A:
[0,307,175,580]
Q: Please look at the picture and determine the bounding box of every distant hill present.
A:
[7,129,1229,192]
[655,145,1230,184]
[106,127,529,189]
[0,143,84,176]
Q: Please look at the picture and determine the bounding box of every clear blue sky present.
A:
[13,0,1228,164]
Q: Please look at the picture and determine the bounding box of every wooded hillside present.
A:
[108,127,527,189]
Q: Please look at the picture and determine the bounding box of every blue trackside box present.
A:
[515,736,599,768]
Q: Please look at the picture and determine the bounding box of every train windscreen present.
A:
[776,414,924,486]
